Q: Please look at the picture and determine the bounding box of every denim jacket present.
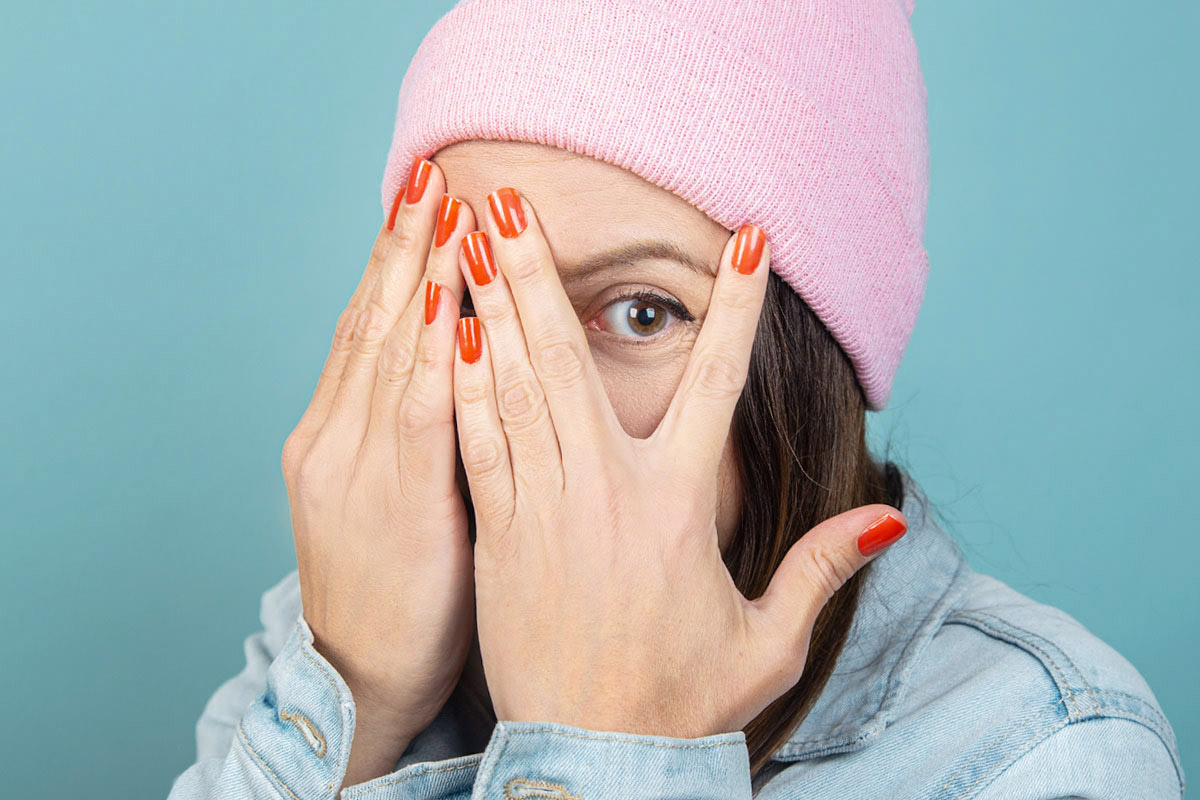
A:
[167,472,1184,799]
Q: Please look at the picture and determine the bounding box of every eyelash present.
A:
[591,289,696,344]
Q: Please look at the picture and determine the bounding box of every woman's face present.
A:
[434,140,744,555]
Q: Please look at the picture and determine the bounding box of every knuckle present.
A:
[332,307,359,353]
[388,219,423,257]
[455,376,493,405]
[293,450,334,507]
[495,375,547,430]
[462,437,506,478]
[479,295,518,329]
[718,286,757,313]
[506,252,544,283]
[800,545,856,601]
[691,351,745,400]
[376,332,416,388]
[368,242,388,273]
[281,432,307,480]
[353,301,393,350]
[535,337,586,389]
[396,392,438,438]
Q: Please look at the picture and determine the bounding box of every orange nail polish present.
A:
[435,194,462,248]
[488,187,527,238]
[386,184,403,231]
[424,280,441,325]
[462,231,497,286]
[405,155,432,205]
[857,513,907,557]
[458,316,482,364]
[732,224,766,274]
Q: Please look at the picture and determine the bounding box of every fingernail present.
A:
[488,187,527,238]
[435,194,462,248]
[405,155,432,205]
[462,231,497,286]
[458,316,482,364]
[386,184,404,232]
[732,224,766,274]
[424,279,441,325]
[857,513,907,557]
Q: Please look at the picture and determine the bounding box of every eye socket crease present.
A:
[559,240,716,282]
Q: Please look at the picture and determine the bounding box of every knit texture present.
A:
[380,0,929,411]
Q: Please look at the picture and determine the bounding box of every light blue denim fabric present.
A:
[167,471,1184,799]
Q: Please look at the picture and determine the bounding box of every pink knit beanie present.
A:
[380,0,930,411]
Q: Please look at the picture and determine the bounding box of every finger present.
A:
[752,506,908,659]
[317,155,444,448]
[364,279,460,508]
[368,193,474,448]
[459,229,564,497]
[480,188,621,464]
[286,191,412,448]
[452,316,517,536]
[655,223,770,481]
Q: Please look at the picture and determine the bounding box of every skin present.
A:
[439,140,906,737]
[433,140,746,554]
[286,140,907,787]
[435,140,745,733]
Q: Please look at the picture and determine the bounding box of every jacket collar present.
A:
[772,471,972,761]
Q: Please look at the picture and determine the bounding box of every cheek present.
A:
[589,348,691,439]
[590,348,744,554]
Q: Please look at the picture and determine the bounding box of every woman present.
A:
[168,1,1183,798]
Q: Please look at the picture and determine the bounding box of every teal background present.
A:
[2,2,1195,796]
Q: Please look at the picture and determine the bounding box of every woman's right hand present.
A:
[279,157,477,788]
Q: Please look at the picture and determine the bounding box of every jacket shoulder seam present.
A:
[957,715,1184,799]
[944,609,1097,720]
[943,610,1176,749]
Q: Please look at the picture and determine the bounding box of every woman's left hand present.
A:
[452,188,908,739]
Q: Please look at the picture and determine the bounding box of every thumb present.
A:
[754,505,908,644]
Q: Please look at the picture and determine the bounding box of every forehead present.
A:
[431,140,727,262]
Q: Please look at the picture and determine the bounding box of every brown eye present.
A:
[594,296,673,338]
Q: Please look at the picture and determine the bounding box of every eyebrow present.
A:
[559,240,717,280]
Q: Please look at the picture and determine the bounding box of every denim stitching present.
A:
[236,719,303,800]
[477,723,515,797]
[951,718,1070,798]
[928,708,1053,798]
[229,623,348,798]
[295,621,346,699]
[930,611,1087,796]
[945,613,1083,720]
[955,712,1184,799]
[280,709,327,758]
[1089,688,1174,730]
[340,760,479,796]
[503,776,581,800]
[781,555,974,751]
[968,610,1101,714]
[508,727,741,750]
[933,612,1180,798]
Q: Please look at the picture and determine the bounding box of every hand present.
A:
[451,187,909,739]
[279,157,478,786]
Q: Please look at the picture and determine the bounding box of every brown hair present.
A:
[728,268,907,780]
[452,269,909,781]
